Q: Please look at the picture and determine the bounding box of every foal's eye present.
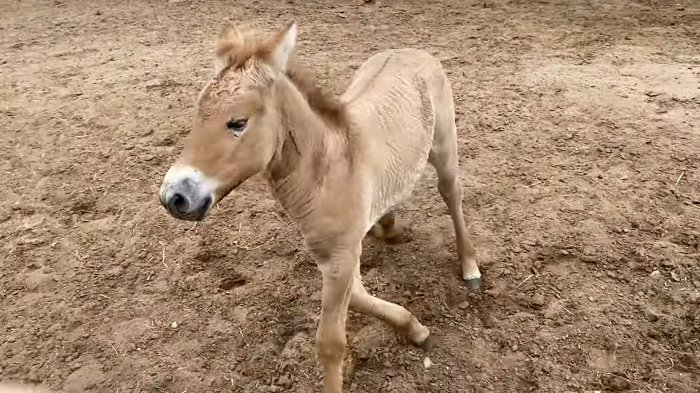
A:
[226,118,248,136]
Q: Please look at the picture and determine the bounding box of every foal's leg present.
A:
[368,211,404,244]
[315,248,357,393]
[429,143,482,290]
[349,264,430,347]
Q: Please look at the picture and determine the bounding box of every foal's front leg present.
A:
[315,248,357,393]
[349,263,430,347]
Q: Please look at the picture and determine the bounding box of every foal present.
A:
[159,21,482,392]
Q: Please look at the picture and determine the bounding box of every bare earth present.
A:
[1,0,699,392]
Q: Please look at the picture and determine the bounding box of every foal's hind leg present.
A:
[368,211,404,244]
[429,142,482,290]
[430,152,482,289]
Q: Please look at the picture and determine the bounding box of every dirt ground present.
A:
[1,0,699,392]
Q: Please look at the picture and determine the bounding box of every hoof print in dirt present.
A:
[601,374,633,391]
[218,275,247,291]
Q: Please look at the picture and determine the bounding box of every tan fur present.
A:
[0,383,52,393]
[162,21,482,392]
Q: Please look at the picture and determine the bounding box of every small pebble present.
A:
[671,271,680,282]
[171,321,178,329]
[277,375,291,388]
[423,357,433,369]
[650,270,661,279]
[581,255,597,264]
[688,292,699,304]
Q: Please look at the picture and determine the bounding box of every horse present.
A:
[159,20,482,392]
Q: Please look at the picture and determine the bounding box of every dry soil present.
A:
[1,0,699,392]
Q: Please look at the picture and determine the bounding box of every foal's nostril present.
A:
[191,195,213,218]
[170,192,190,214]
[202,195,213,210]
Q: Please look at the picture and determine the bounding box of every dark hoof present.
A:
[418,334,434,352]
[463,277,483,291]
[383,232,404,245]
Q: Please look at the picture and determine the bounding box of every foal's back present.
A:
[341,49,455,224]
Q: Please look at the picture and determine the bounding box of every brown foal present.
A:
[159,21,482,392]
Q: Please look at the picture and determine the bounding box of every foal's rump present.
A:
[341,48,455,224]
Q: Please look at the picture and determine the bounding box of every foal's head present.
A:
[159,21,299,221]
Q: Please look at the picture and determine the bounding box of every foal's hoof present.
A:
[418,334,434,352]
[383,230,405,245]
[463,277,483,291]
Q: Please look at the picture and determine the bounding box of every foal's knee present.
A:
[438,174,460,200]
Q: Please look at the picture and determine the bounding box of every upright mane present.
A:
[215,25,347,125]
[285,59,347,125]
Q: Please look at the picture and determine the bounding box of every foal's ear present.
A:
[214,21,244,74]
[219,21,244,44]
[267,21,297,72]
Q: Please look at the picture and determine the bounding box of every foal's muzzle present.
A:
[160,165,216,221]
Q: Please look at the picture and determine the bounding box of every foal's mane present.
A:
[284,59,347,126]
[216,28,347,125]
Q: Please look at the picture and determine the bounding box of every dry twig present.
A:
[675,171,685,187]
[515,274,534,289]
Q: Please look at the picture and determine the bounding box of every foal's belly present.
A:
[366,138,432,228]
[346,50,439,230]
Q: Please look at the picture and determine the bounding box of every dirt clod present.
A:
[601,374,632,391]
[531,294,546,307]
[63,365,105,393]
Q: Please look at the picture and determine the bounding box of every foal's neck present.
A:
[265,77,349,221]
